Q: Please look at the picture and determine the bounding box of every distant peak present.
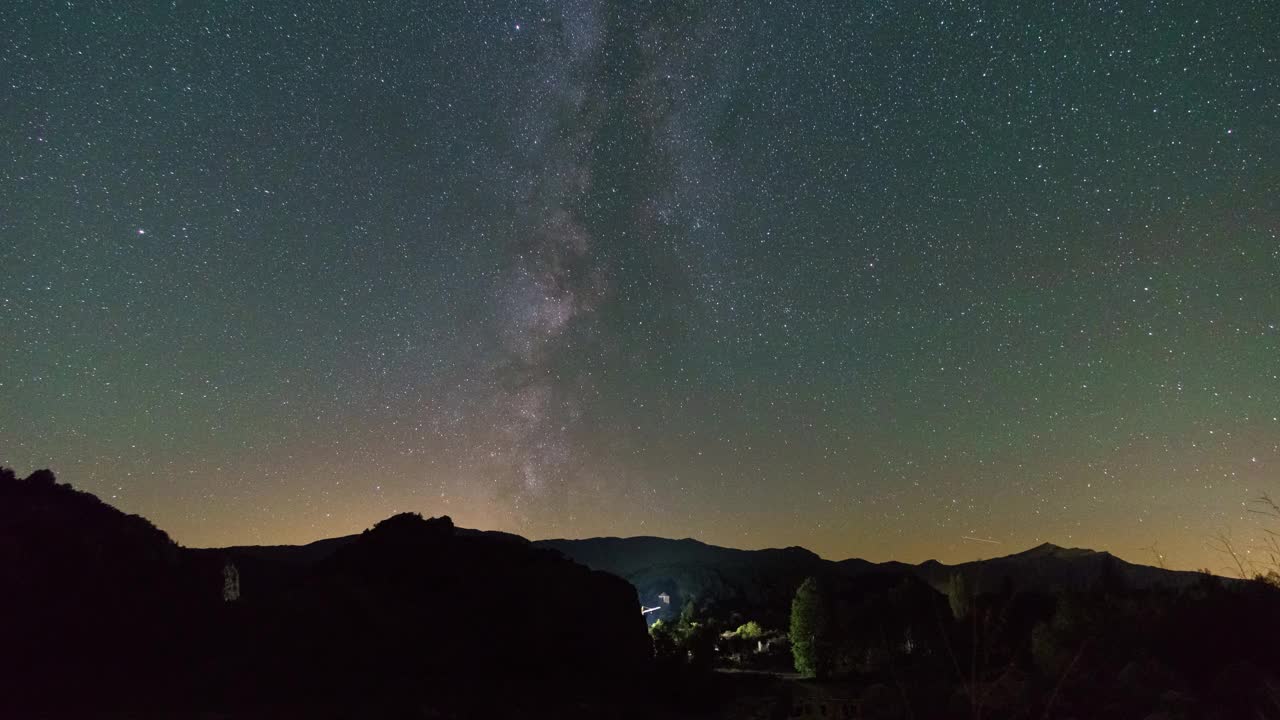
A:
[1015,542,1099,559]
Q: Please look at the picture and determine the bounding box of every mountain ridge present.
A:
[200,530,1166,576]
[532,534,1215,627]
[210,533,1213,596]
[195,523,1220,633]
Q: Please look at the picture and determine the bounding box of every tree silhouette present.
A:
[946,572,970,619]
[790,576,835,678]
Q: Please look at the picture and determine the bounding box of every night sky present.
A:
[2,1,1277,572]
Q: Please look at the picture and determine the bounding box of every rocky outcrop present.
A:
[218,512,652,705]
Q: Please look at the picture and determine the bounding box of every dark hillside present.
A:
[212,512,651,707]
[0,468,201,710]
[0,469,651,717]
[538,536,833,626]
[537,535,1212,629]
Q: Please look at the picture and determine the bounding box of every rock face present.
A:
[0,470,651,715]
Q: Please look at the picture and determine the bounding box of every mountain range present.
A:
[536,536,1211,627]
[0,466,1246,716]
[202,526,1209,631]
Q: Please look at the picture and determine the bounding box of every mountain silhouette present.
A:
[899,542,1209,596]
[536,536,1211,627]
[215,531,1214,632]
[0,469,649,716]
[3,466,1253,717]
[534,536,832,627]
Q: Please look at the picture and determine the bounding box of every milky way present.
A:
[1,0,1276,572]
[489,2,606,505]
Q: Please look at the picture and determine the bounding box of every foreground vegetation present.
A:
[652,559,1280,718]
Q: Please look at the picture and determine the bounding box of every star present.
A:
[0,0,1272,573]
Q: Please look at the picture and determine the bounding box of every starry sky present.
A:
[2,0,1277,572]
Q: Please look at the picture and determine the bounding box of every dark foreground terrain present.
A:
[0,468,649,718]
[4,467,1280,719]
